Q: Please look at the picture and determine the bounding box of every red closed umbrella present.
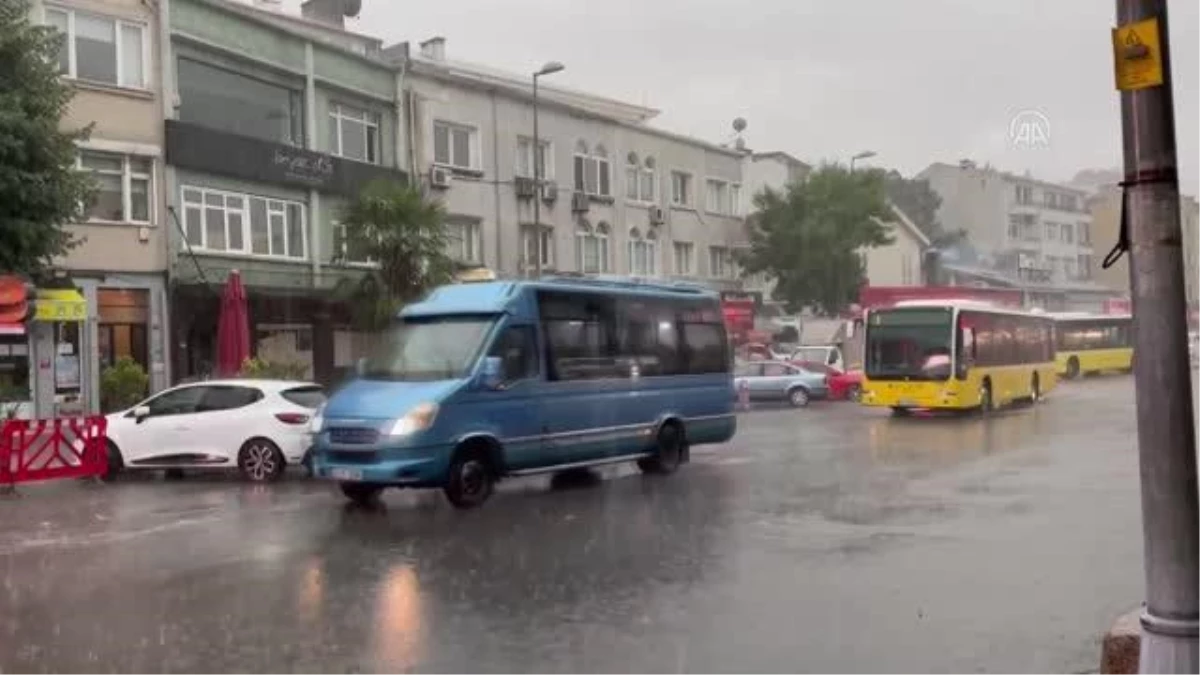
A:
[215,270,250,377]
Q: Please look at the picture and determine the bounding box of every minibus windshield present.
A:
[362,316,496,382]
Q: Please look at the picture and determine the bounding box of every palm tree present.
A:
[331,180,455,330]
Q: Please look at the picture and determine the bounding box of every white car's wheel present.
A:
[238,438,286,483]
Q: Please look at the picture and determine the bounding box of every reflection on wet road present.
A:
[0,377,1146,672]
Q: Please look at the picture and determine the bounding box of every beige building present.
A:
[864,205,930,287]
[1089,188,1199,307]
[29,0,172,406]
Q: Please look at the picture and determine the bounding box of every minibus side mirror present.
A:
[480,356,503,390]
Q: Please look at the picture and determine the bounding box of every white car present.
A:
[104,379,325,482]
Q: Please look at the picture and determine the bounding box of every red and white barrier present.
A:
[0,416,108,487]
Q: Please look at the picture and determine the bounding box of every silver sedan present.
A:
[733,360,830,408]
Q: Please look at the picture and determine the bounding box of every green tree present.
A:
[0,0,92,277]
[741,164,893,315]
[332,180,454,329]
[100,357,148,413]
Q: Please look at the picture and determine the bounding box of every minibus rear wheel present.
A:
[638,422,684,475]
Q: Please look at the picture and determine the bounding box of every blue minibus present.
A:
[310,275,737,508]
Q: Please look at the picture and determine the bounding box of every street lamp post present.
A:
[531,61,565,279]
[849,150,877,173]
[1112,1,1198,672]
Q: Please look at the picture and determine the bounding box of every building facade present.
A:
[29,0,172,414]
[396,38,750,289]
[920,161,1096,286]
[163,0,407,384]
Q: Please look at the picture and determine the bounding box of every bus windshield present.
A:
[865,309,954,380]
[363,316,496,381]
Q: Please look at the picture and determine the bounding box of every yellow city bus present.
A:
[860,300,1057,415]
[1051,313,1133,379]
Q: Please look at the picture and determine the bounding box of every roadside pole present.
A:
[1112,1,1199,672]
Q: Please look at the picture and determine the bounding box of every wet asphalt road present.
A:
[0,377,1153,673]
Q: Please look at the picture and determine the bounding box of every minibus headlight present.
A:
[389,402,439,436]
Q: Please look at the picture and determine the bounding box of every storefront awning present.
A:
[34,289,87,322]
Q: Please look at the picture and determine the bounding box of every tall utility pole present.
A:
[1112,1,1198,672]
[531,61,565,279]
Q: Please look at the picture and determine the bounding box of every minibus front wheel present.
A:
[444,443,496,509]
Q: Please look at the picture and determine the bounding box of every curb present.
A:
[1101,608,1141,674]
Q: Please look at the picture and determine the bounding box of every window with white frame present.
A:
[709,245,733,278]
[516,137,552,180]
[1062,223,1074,243]
[45,5,146,89]
[521,225,554,270]
[78,150,151,223]
[706,179,739,216]
[1078,222,1091,244]
[671,171,693,207]
[673,241,694,276]
[573,141,611,197]
[627,228,658,276]
[328,103,380,164]
[445,220,482,263]
[575,222,610,274]
[625,153,656,203]
[181,186,306,259]
[331,223,377,265]
[433,121,477,170]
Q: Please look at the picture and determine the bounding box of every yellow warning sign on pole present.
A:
[1112,17,1164,91]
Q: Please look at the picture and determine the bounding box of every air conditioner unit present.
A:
[429,166,451,189]
[514,176,536,199]
[649,206,666,224]
[541,182,558,203]
[571,191,590,213]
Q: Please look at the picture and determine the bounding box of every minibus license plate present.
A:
[331,468,363,481]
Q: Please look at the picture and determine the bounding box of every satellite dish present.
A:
[732,117,747,133]
[342,0,362,17]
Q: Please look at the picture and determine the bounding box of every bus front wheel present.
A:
[978,380,994,414]
[1065,357,1081,380]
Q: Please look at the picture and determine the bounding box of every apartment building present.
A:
[396,38,749,288]
[30,0,172,412]
[920,161,1096,286]
[1090,187,1200,307]
[163,0,407,383]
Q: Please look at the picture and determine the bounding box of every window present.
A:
[1062,223,1074,243]
[445,220,482,263]
[332,223,377,265]
[709,246,733,278]
[78,151,151,223]
[575,222,611,274]
[516,137,552,179]
[144,386,206,417]
[539,291,619,381]
[627,228,658,276]
[328,103,380,164]
[45,6,146,89]
[181,186,306,259]
[433,121,477,170]
[1044,192,1058,209]
[573,141,611,197]
[1007,215,1021,240]
[625,153,656,202]
[1045,222,1058,241]
[671,171,693,207]
[488,326,538,382]
[1078,222,1091,244]
[673,241,695,276]
[1077,254,1092,279]
[521,225,554,270]
[1014,184,1034,205]
[197,385,263,412]
[177,59,304,146]
[706,179,738,215]
[281,386,326,409]
[1061,195,1078,212]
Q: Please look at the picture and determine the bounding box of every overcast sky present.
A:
[314,0,1198,193]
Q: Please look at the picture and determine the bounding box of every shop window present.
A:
[98,288,149,376]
